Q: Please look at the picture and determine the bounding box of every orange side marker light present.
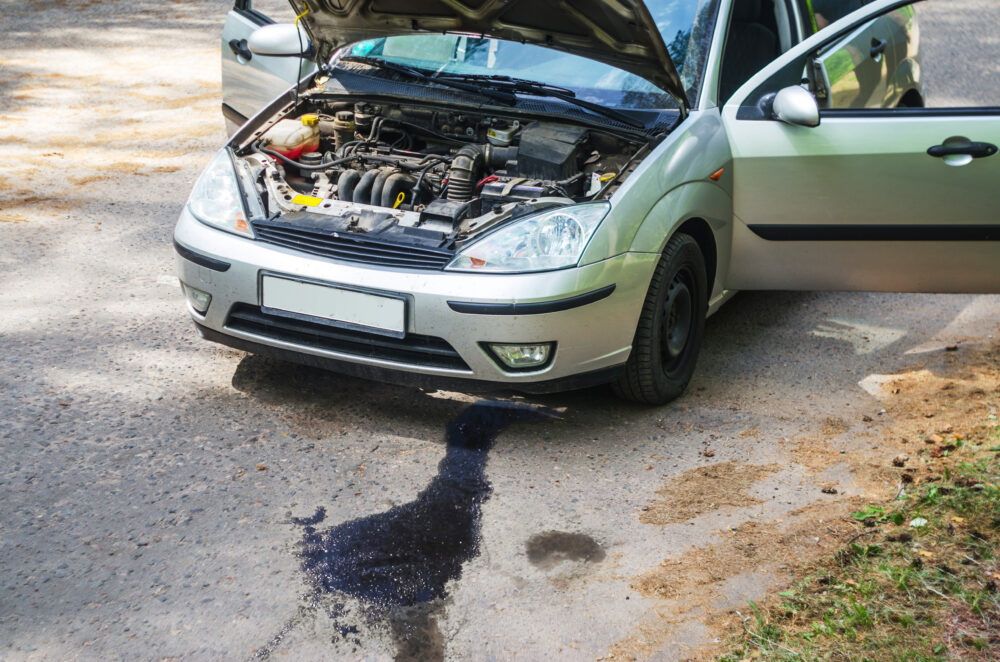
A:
[709,168,724,182]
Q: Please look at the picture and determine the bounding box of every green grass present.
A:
[720,449,1000,661]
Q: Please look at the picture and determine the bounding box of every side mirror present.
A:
[247,23,314,58]
[771,85,820,127]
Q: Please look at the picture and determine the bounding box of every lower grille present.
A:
[252,221,455,270]
[225,305,470,371]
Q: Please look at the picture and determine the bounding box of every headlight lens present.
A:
[446,202,610,273]
[186,150,252,237]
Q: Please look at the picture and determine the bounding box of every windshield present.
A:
[340,0,720,110]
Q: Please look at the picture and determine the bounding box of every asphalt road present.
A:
[1,1,998,660]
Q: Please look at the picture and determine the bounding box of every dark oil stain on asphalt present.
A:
[260,401,546,661]
[525,531,606,570]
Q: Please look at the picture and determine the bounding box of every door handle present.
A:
[870,38,887,59]
[229,38,253,61]
[927,142,998,159]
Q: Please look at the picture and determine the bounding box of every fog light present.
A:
[181,282,212,315]
[486,342,554,370]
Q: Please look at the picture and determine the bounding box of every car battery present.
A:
[480,178,547,202]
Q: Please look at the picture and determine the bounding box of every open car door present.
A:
[221,0,315,135]
[721,0,1000,293]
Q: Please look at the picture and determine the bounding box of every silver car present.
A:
[176,0,1000,404]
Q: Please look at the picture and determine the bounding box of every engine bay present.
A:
[233,98,655,254]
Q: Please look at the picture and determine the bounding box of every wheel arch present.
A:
[626,181,733,302]
[673,217,718,298]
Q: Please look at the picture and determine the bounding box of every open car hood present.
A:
[295,0,688,109]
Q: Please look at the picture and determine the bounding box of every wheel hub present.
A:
[661,273,693,371]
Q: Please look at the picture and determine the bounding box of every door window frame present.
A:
[233,0,274,27]
[714,0,812,108]
[731,0,1000,120]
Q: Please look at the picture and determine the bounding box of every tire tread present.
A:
[612,233,707,405]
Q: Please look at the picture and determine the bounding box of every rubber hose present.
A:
[337,169,362,203]
[353,169,379,204]
[380,173,416,209]
[485,145,518,169]
[447,145,484,202]
[255,143,352,171]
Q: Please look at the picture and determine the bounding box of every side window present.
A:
[736,0,1000,116]
[813,8,912,109]
[799,0,875,33]
[819,1,1000,110]
[905,1,1000,108]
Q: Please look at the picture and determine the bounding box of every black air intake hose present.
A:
[485,145,518,169]
[447,145,484,202]
[447,144,519,201]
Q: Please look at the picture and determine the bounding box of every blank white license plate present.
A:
[261,275,406,336]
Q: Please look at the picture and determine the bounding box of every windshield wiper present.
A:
[337,56,516,105]
[435,73,646,129]
[338,57,645,129]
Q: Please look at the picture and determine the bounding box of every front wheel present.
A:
[613,233,707,405]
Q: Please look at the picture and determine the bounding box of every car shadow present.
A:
[230,289,983,424]
[227,291,813,424]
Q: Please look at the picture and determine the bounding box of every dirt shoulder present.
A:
[605,342,1000,661]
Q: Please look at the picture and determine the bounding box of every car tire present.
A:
[612,233,707,405]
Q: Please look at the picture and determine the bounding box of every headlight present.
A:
[446,202,610,273]
[186,150,252,237]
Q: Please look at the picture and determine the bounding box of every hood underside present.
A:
[294,0,688,109]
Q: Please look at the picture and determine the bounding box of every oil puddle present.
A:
[258,401,545,661]
[525,531,606,570]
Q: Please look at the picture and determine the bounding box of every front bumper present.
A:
[173,208,657,390]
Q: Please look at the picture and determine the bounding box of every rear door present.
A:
[722,0,1000,293]
[221,0,313,135]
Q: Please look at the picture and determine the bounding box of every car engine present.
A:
[233,99,654,252]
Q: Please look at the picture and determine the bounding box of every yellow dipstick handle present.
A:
[393,192,406,209]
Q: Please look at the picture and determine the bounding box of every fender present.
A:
[629,181,733,254]
[628,181,734,302]
[581,108,733,266]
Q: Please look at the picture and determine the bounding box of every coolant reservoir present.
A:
[262,114,320,160]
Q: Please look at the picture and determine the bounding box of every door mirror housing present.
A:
[771,86,820,127]
[247,23,314,58]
